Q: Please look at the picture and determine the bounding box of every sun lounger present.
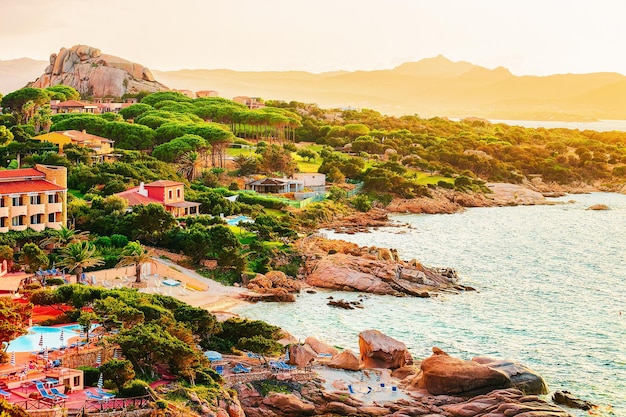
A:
[49,387,68,399]
[277,361,296,371]
[232,363,251,373]
[35,382,63,403]
[0,388,10,399]
[214,365,224,375]
[96,387,116,398]
[85,391,106,402]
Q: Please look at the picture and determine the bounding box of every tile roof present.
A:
[0,180,65,194]
[145,180,184,187]
[0,168,45,180]
[115,188,163,206]
[54,100,89,107]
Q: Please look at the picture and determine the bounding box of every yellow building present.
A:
[33,130,116,163]
[0,165,67,233]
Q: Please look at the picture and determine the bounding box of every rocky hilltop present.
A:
[28,44,169,97]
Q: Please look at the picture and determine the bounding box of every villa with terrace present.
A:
[114,180,200,218]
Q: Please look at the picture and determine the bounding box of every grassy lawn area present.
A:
[413,173,454,185]
[293,153,322,173]
[69,189,85,199]
[227,147,257,158]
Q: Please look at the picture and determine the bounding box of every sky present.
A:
[1,0,625,76]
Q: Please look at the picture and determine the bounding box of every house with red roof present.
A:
[115,180,200,218]
[0,165,67,233]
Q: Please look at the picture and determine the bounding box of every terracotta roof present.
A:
[0,168,45,180]
[145,180,184,187]
[60,130,114,144]
[115,188,163,207]
[54,100,89,107]
[0,180,65,194]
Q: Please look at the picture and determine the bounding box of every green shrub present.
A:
[119,379,149,397]
[78,366,100,386]
[237,335,282,356]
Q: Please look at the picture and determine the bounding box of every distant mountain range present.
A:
[3,54,626,121]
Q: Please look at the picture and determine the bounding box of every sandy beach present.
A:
[81,257,251,319]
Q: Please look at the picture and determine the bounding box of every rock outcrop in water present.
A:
[28,44,169,97]
[297,235,471,297]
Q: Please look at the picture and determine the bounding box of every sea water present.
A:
[233,192,626,416]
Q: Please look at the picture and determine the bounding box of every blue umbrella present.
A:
[203,351,222,362]
[10,351,15,367]
[59,330,64,347]
[43,347,49,362]
[96,352,101,366]
[38,334,44,350]
[97,373,103,388]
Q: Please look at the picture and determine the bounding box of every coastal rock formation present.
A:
[287,344,318,368]
[442,388,573,417]
[328,349,360,371]
[416,348,510,396]
[298,236,467,297]
[304,336,338,356]
[414,348,550,397]
[262,393,316,415]
[359,330,410,369]
[245,271,302,302]
[552,390,597,411]
[28,44,168,97]
[473,357,548,394]
[386,183,549,214]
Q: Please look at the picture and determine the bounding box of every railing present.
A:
[80,395,153,412]
[12,398,59,410]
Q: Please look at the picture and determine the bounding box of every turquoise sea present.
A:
[233,192,626,416]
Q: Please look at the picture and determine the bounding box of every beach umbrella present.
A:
[96,352,101,366]
[284,347,290,362]
[203,351,222,362]
[113,349,119,359]
[59,330,64,346]
[97,373,103,389]
[10,351,15,367]
[43,348,49,362]
[38,334,44,349]
[80,329,86,340]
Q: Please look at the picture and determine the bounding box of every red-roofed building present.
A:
[115,180,200,218]
[0,165,67,233]
[50,100,98,114]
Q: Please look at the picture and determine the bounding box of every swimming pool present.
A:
[7,324,82,352]
[226,215,253,226]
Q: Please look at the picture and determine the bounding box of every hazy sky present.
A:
[1,0,625,75]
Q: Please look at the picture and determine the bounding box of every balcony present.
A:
[10,205,27,217]
[29,223,46,232]
[48,202,63,213]
[10,224,27,232]
[46,221,62,230]
[28,204,46,216]
[0,226,8,234]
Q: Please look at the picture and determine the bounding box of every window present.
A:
[11,216,23,226]
[48,194,58,204]
[176,189,181,198]
[0,217,7,227]
[168,190,173,200]
[48,213,56,223]
[0,198,5,208]
[31,214,43,224]
[12,196,22,206]
[30,195,41,205]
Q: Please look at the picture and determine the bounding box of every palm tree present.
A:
[56,241,104,283]
[177,151,203,182]
[115,242,156,284]
[40,226,90,249]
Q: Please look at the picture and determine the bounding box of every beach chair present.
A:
[0,388,10,399]
[277,361,296,371]
[232,363,251,373]
[85,390,106,402]
[269,361,281,372]
[96,387,116,399]
[49,387,68,399]
[35,382,62,403]
[214,365,224,375]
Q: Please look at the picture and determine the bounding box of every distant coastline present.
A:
[488,118,626,132]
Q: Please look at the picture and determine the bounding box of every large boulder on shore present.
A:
[359,330,410,369]
[305,336,338,356]
[417,348,510,396]
[287,344,317,368]
[328,349,360,371]
[473,357,548,394]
